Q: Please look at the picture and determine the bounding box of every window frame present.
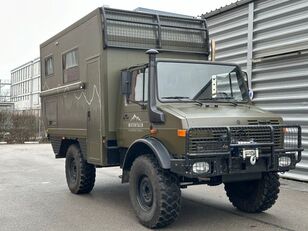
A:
[44,55,54,77]
[62,48,80,84]
[156,60,250,103]
[128,67,148,105]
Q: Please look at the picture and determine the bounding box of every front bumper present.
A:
[170,153,297,178]
[170,125,303,178]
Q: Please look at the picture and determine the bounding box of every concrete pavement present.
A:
[1,144,308,231]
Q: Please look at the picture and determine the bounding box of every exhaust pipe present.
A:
[146,49,165,123]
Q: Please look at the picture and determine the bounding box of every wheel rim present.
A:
[137,176,153,211]
[69,157,77,183]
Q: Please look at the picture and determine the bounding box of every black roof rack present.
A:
[101,7,209,56]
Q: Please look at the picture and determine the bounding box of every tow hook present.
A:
[250,155,257,165]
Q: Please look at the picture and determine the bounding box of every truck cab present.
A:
[119,51,301,180]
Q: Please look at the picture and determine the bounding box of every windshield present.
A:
[157,62,249,103]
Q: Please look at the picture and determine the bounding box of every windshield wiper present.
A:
[199,97,238,106]
[188,99,203,106]
[161,96,190,99]
[162,96,203,106]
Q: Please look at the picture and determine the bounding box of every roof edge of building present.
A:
[202,0,254,18]
[11,57,40,73]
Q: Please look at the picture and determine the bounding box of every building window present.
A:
[45,56,54,77]
[63,48,79,83]
[33,62,40,76]
[26,66,29,78]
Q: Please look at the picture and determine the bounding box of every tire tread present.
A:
[225,172,280,213]
[131,154,181,228]
[66,144,96,194]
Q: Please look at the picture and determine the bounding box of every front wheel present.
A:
[224,172,280,213]
[129,154,181,228]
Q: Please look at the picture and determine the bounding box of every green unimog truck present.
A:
[40,7,303,228]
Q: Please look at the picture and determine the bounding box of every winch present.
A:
[242,148,259,165]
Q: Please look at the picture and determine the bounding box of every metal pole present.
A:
[246,2,254,90]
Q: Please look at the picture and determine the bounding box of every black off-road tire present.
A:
[65,144,96,194]
[129,154,181,228]
[224,172,280,213]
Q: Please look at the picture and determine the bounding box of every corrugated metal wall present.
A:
[207,3,249,69]
[205,0,308,181]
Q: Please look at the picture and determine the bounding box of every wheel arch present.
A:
[122,137,172,183]
[50,136,86,159]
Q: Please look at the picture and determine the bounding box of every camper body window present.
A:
[63,49,79,83]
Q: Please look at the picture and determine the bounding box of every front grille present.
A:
[186,124,302,163]
[230,126,272,144]
[247,120,283,149]
[187,125,284,155]
[187,127,229,154]
[273,127,284,149]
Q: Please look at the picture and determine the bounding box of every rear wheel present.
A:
[129,154,181,228]
[224,172,280,213]
[65,144,96,194]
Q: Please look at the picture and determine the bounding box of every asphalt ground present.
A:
[1,144,308,231]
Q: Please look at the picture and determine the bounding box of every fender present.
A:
[121,137,171,182]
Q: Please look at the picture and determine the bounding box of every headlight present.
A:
[192,162,210,174]
[279,156,291,167]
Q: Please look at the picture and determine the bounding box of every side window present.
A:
[63,49,79,83]
[129,68,148,103]
[44,56,54,77]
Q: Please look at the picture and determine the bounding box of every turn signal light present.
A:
[150,127,158,135]
[177,129,187,137]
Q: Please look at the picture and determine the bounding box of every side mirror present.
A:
[121,71,131,96]
[241,71,254,100]
[242,71,248,88]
